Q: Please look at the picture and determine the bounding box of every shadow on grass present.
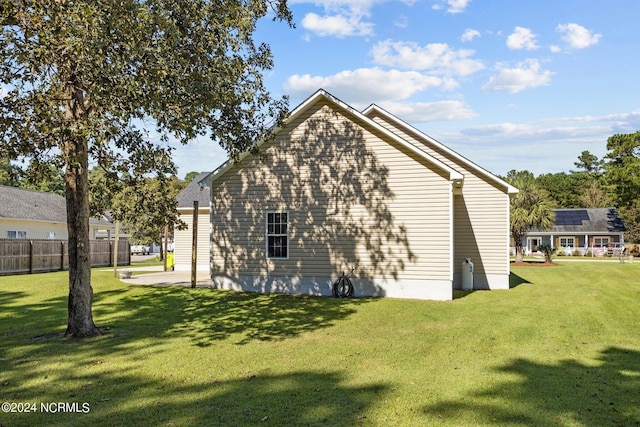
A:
[452,289,476,300]
[93,284,367,347]
[0,281,378,426]
[509,271,531,289]
[423,346,640,426]
[0,277,369,367]
[5,369,389,427]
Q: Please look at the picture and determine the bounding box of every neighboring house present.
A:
[0,185,115,240]
[174,173,211,272]
[523,208,626,256]
[201,90,518,301]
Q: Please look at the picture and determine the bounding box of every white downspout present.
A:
[449,180,455,285]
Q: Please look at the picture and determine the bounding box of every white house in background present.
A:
[201,90,518,301]
[0,185,115,240]
[173,172,211,272]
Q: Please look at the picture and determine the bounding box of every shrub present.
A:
[538,245,555,263]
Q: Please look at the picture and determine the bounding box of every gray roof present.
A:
[176,172,210,208]
[531,208,626,234]
[0,185,113,226]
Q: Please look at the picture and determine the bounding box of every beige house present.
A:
[201,90,517,300]
[174,173,211,272]
[0,185,115,240]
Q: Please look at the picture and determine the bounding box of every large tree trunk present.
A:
[62,119,101,339]
[515,245,525,263]
[64,135,101,338]
[512,230,525,263]
[63,73,101,338]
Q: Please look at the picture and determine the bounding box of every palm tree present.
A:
[506,171,556,263]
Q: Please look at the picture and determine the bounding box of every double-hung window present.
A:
[266,211,288,259]
[559,237,575,248]
[7,230,27,239]
[593,237,610,248]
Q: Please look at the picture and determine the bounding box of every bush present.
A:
[538,245,555,263]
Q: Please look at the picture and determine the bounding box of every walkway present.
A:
[116,266,212,288]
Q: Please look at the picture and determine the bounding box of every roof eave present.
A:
[362,104,518,194]
[204,89,465,184]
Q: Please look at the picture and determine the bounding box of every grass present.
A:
[1,261,639,426]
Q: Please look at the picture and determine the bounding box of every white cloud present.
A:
[557,23,602,49]
[482,59,553,93]
[461,28,480,42]
[506,27,539,50]
[446,0,471,14]
[301,12,374,37]
[378,100,478,122]
[443,110,640,175]
[393,15,409,28]
[294,0,418,38]
[371,40,484,76]
[284,68,459,104]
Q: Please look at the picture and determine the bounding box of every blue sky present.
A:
[172,0,640,178]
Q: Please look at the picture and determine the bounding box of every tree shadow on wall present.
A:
[423,347,640,425]
[210,102,417,296]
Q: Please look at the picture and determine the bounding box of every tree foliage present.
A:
[0,158,21,186]
[573,150,604,176]
[183,171,201,186]
[505,170,556,263]
[604,131,640,242]
[0,0,292,338]
[112,175,186,246]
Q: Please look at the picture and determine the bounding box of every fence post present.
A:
[29,240,34,274]
[191,200,198,288]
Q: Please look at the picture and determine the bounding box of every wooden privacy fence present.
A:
[0,239,130,276]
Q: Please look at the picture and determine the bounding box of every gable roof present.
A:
[0,185,113,226]
[362,104,518,194]
[202,89,465,186]
[531,208,626,234]
[0,185,67,223]
[177,172,210,209]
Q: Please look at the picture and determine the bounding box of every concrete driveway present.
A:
[117,266,212,288]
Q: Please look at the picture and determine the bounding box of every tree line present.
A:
[504,131,640,248]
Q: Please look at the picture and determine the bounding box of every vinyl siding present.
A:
[367,111,510,281]
[174,209,210,271]
[0,219,68,240]
[210,100,453,287]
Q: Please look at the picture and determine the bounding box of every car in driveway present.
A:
[131,244,151,255]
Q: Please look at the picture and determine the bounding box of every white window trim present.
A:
[527,237,542,250]
[265,210,289,259]
[593,236,610,247]
[559,236,575,248]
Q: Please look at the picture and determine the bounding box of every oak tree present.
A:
[0,0,291,337]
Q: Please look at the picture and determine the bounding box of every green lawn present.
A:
[1,262,639,426]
